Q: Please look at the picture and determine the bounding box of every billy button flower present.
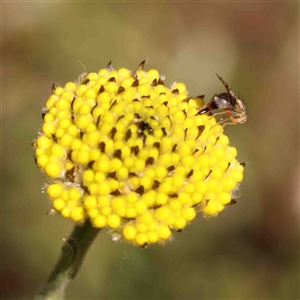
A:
[33,61,245,247]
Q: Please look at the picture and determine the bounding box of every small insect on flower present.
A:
[197,74,247,126]
[76,60,89,85]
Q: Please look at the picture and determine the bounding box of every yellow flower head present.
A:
[33,62,245,247]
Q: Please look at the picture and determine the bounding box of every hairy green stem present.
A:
[35,219,100,299]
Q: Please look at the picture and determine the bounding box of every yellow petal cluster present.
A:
[33,63,244,247]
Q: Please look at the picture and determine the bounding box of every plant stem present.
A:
[35,218,100,300]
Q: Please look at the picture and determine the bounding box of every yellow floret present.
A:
[98,195,110,207]
[60,190,69,201]
[126,207,137,218]
[37,154,49,167]
[135,233,148,246]
[93,215,106,228]
[221,177,237,192]
[47,183,64,198]
[70,138,82,150]
[56,99,70,110]
[64,82,77,92]
[219,192,231,205]
[123,225,137,241]
[92,173,104,184]
[76,115,93,130]
[173,217,187,230]
[50,144,65,157]
[88,208,99,219]
[117,67,130,78]
[98,181,111,195]
[136,222,148,233]
[60,134,74,148]
[45,163,62,178]
[70,207,85,222]
[65,161,74,170]
[155,206,169,221]
[107,214,121,228]
[182,207,196,221]
[76,150,90,165]
[53,198,65,211]
[87,72,99,81]
[61,207,71,218]
[157,225,171,240]
[36,136,53,149]
[68,188,82,201]
[83,195,97,209]
[116,167,128,180]
[230,169,244,182]
[45,95,58,109]
[42,123,56,137]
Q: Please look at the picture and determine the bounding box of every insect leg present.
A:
[209,110,229,119]
[217,117,236,127]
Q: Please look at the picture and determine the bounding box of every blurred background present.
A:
[2,2,299,299]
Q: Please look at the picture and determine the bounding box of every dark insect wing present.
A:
[196,94,234,115]
[216,73,231,92]
[213,95,235,110]
[216,73,237,99]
